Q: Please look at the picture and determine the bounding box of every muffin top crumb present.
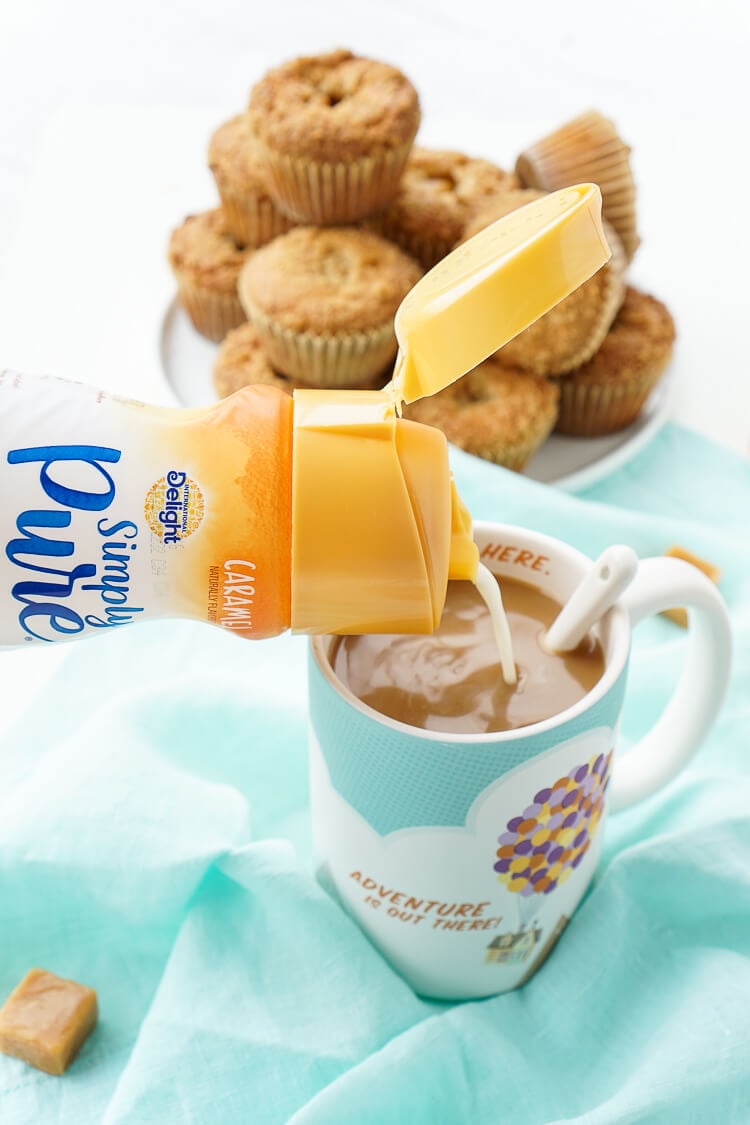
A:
[375,147,520,246]
[168,209,249,292]
[561,287,675,386]
[404,356,559,450]
[248,49,420,161]
[212,323,295,398]
[238,227,422,333]
[208,115,277,198]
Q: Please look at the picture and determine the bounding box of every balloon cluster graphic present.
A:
[494,750,613,897]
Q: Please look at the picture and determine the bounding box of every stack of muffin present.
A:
[168,50,675,472]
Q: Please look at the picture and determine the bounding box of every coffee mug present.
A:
[308,523,731,999]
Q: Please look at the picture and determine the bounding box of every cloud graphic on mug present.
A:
[493,750,613,898]
[310,726,616,922]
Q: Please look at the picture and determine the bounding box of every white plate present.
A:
[159,300,673,493]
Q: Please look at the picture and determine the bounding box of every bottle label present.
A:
[1,370,292,647]
[0,371,169,646]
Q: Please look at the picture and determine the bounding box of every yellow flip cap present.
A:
[291,185,610,634]
[291,390,454,633]
[390,183,610,403]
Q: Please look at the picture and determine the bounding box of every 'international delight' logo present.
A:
[5,443,144,643]
[144,471,204,544]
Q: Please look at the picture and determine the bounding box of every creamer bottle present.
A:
[0,374,477,645]
[0,185,609,650]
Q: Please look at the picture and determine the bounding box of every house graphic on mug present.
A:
[485,923,543,965]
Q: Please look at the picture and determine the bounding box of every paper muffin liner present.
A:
[256,139,415,226]
[242,302,398,387]
[552,366,667,437]
[215,186,295,248]
[499,220,627,377]
[515,111,640,262]
[177,281,246,343]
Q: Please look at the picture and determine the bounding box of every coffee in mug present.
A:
[332,577,605,735]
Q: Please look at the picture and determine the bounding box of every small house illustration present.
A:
[485,923,543,965]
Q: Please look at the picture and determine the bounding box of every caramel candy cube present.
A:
[661,545,721,627]
[0,968,98,1075]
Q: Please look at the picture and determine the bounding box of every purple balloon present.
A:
[544,880,558,894]
[535,787,552,804]
[562,789,579,809]
[594,754,604,775]
[572,851,585,869]
[563,811,579,829]
[574,829,588,849]
[495,859,511,873]
[548,846,564,864]
[508,816,524,832]
[498,831,517,846]
[533,841,551,855]
[515,839,533,855]
[574,764,589,783]
[530,869,546,884]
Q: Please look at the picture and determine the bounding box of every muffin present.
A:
[552,286,675,436]
[403,356,560,471]
[168,209,249,341]
[366,147,520,268]
[248,49,420,225]
[463,189,627,376]
[238,227,422,386]
[208,114,295,247]
[213,322,392,399]
[515,111,639,263]
[212,323,297,398]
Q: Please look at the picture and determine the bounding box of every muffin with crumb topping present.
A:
[213,322,391,398]
[248,49,420,225]
[552,286,675,435]
[238,226,422,386]
[404,356,559,471]
[212,323,296,398]
[208,115,294,248]
[367,147,519,268]
[168,209,249,341]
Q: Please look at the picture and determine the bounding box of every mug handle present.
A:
[609,557,732,811]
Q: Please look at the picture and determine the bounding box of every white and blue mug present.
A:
[309,523,731,1000]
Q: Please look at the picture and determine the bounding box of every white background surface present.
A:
[0,0,748,725]
[1,0,749,439]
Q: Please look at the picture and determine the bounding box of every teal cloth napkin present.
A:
[1,422,749,1125]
